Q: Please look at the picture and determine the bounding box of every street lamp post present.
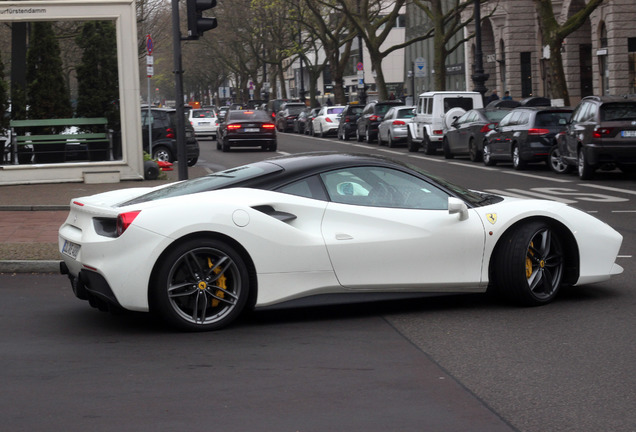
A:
[471,0,489,100]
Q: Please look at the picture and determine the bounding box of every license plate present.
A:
[621,130,636,137]
[62,240,80,259]
[244,128,259,132]
[197,121,210,126]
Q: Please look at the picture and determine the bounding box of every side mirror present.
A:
[448,197,469,221]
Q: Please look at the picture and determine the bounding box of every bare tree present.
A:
[534,0,604,105]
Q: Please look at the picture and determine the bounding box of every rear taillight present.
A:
[326,117,333,123]
[227,124,242,130]
[262,123,276,129]
[370,115,381,122]
[480,123,496,133]
[593,127,613,138]
[392,120,406,126]
[345,118,351,123]
[166,128,175,138]
[527,128,550,136]
[116,211,141,237]
[433,130,444,135]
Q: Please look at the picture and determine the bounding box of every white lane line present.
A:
[496,188,578,203]
[612,210,636,213]
[581,184,636,195]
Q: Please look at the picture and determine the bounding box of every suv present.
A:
[276,102,307,132]
[337,103,364,140]
[482,106,572,170]
[557,95,636,179]
[356,100,403,143]
[408,91,483,154]
[141,108,200,166]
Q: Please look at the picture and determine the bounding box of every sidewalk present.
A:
[0,165,209,273]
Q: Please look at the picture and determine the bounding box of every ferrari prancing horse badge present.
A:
[486,213,497,224]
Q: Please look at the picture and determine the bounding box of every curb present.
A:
[0,260,61,274]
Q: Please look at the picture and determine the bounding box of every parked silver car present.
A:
[377,105,416,147]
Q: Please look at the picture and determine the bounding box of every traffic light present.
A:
[186,0,218,40]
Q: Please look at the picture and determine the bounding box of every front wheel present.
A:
[578,147,595,180]
[422,134,435,155]
[548,145,571,174]
[469,138,482,162]
[483,142,496,166]
[407,131,419,152]
[442,137,454,159]
[493,222,564,306]
[512,145,526,170]
[150,238,250,331]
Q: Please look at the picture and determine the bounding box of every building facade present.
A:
[405,0,636,104]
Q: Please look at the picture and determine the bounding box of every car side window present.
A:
[498,112,513,127]
[426,98,433,114]
[320,167,449,210]
[275,176,328,201]
[572,102,590,123]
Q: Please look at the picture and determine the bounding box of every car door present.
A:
[491,111,520,158]
[319,166,486,290]
[562,102,593,162]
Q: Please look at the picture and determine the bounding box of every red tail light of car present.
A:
[392,120,406,126]
[433,130,444,135]
[117,211,141,237]
[369,115,382,122]
[326,117,333,123]
[480,123,497,133]
[593,127,614,138]
[262,123,276,129]
[528,128,550,136]
[227,124,242,130]
[344,117,351,123]
[166,128,175,138]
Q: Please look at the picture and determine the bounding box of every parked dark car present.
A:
[267,98,301,121]
[356,100,403,143]
[216,109,276,152]
[556,95,636,179]
[337,103,364,140]
[276,102,306,132]
[483,106,572,170]
[293,108,311,134]
[141,107,199,166]
[443,108,511,161]
[305,107,321,136]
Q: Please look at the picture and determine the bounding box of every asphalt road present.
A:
[2,132,634,431]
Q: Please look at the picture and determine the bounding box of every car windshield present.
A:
[535,111,572,127]
[192,110,215,118]
[397,108,415,119]
[403,161,501,206]
[600,102,636,121]
[485,110,510,122]
[119,162,283,206]
[228,110,271,121]
[327,107,344,115]
[286,106,305,115]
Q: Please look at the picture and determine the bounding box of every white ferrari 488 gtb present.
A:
[59,152,623,331]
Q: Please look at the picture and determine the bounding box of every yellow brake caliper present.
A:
[526,241,534,279]
[208,257,227,307]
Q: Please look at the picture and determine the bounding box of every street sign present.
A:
[146,34,153,55]
[356,62,363,71]
[147,65,154,77]
[414,57,426,78]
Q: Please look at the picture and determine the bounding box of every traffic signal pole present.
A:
[171,0,218,181]
[171,0,188,180]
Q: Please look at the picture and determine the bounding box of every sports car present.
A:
[59,152,624,331]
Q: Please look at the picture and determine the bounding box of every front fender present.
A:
[407,122,420,142]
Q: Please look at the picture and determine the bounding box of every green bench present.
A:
[9,117,113,164]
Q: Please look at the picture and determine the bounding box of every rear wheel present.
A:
[422,134,435,155]
[365,128,374,144]
[150,238,250,331]
[388,132,396,148]
[493,221,564,306]
[356,128,363,142]
[407,131,419,152]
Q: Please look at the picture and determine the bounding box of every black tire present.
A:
[493,221,565,306]
[483,142,496,166]
[407,131,419,152]
[469,138,482,162]
[187,157,198,167]
[387,132,395,148]
[578,147,595,180]
[152,146,173,163]
[365,129,374,144]
[356,128,363,142]
[221,139,230,152]
[442,137,454,159]
[144,160,159,180]
[512,145,526,170]
[422,134,435,155]
[150,238,250,331]
[548,145,571,174]
[216,141,221,150]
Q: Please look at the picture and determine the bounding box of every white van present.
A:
[407,91,483,154]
